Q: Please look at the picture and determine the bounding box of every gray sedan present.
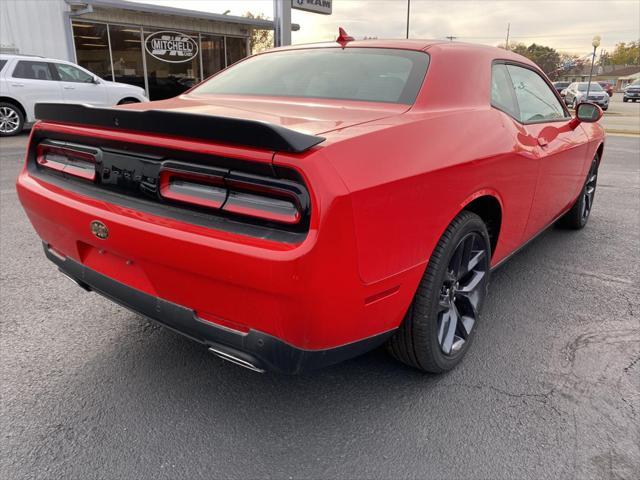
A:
[563,82,609,111]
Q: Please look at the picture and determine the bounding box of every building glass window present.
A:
[109,24,145,91]
[143,28,200,100]
[200,34,225,79]
[72,22,112,80]
[226,37,247,67]
[69,20,252,101]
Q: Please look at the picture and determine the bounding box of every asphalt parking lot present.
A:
[602,93,640,135]
[1,133,639,479]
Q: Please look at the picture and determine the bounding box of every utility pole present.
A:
[445,35,457,42]
[505,23,510,50]
[406,0,410,39]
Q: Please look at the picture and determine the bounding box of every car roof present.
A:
[269,38,530,57]
[271,39,446,52]
[265,39,538,69]
[0,53,69,62]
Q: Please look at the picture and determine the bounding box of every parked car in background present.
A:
[564,82,609,110]
[597,81,613,97]
[623,79,640,102]
[16,39,605,374]
[0,54,147,136]
[552,81,570,97]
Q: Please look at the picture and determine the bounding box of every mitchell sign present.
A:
[292,0,332,15]
[145,31,199,63]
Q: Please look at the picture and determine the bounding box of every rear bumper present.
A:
[45,243,394,374]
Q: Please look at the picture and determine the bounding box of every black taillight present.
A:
[37,144,96,181]
[158,167,307,226]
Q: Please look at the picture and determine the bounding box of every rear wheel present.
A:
[387,211,491,373]
[623,97,628,102]
[0,102,24,137]
[117,98,140,105]
[558,155,599,229]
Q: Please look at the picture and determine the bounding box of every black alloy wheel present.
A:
[558,155,599,229]
[581,160,598,223]
[387,211,491,373]
[437,232,489,356]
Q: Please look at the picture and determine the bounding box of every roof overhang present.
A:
[65,0,300,31]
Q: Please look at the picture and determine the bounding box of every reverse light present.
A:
[159,167,305,226]
[37,144,96,181]
[159,170,227,210]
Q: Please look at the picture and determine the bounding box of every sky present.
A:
[131,0,639,58]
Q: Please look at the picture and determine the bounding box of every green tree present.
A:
[499,42,561,78]
[610,41,640,65]
[244,12,273,54]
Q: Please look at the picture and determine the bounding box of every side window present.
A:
[0,60,7,72]
[12,61,54,80]
[506,65,567,123]
[491,63,519,119]
[54,63,94,83]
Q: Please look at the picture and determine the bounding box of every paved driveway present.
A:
[1,133,638,479]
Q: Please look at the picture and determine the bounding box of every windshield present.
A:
[577,83,603,92]
[191,48,430,104]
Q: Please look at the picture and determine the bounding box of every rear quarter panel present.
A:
[318,106,538,284]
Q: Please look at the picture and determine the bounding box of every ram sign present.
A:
[292,0,332,15]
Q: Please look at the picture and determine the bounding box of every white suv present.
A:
[0,54,148,136]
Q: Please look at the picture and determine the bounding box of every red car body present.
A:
[598,81,614,96]
[16,40,605,373]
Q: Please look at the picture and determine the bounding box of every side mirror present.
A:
[568,102,602,129]
[92,76,100,84]
[576,102,602,122]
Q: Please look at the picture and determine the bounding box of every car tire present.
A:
[623,97,628,102]
[387,211,491,373]
[0,102,25,137]
[602,106,608,111]
[117,98,140,105]
[557,154,599,230]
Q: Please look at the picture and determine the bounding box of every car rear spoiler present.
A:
[34,103,325,153]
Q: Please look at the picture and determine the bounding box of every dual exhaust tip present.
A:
[56,256,265,374]
[208,347,265,373]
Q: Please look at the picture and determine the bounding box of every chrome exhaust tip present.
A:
[58,269,91,291]
[208,347,265,373]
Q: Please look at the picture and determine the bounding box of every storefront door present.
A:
[143,29,200,100]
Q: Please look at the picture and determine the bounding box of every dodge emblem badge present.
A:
[90,220,109,239]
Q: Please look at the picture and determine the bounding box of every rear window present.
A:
[12,60,54,80]
[577,83,603,92]
[191,48,430,104]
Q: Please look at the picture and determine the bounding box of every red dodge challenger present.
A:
[16,36,605,374]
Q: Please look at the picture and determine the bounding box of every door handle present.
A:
[63,86,75,90]
[11,83,24,87]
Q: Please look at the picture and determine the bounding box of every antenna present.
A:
[445,35,457,42]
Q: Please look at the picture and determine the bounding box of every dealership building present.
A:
[0,0,289,99]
